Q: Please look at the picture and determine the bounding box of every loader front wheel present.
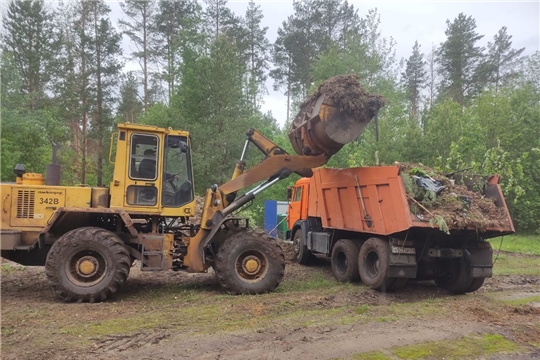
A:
[214,230,285,294]
[45,227,130,303]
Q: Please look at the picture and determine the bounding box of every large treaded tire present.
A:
[358,237,404,292]
[214,229,285,294]
[435,259,474,294]
[293,229,314,265]
[331,239,360,283]
[45,227,130,303]
[465,277,486,293]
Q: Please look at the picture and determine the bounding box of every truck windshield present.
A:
[162,135,194,207]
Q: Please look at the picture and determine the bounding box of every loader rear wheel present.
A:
[214,230,285,294]
[293,229,314,265]
[331,239,360,282]
[435,259,474,294]
[45,227,130,303]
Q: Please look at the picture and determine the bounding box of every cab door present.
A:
[123,132,162,211]
[287,184,306,228]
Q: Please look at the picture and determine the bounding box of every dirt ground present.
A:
[1,247,539,360]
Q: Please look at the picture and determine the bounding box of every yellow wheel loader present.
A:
[0,86,382,302]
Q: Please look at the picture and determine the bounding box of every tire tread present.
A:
[45,227,130,303]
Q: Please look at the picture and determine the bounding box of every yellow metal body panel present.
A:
[1,183,91,231]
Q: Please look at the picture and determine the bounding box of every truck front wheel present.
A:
[214,230,285,294]
[45,227,130,303]
[331,239,360,282]
[293,229,314,265]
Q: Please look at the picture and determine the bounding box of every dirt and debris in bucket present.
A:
[301,74,385,121]
[398,163,510,232]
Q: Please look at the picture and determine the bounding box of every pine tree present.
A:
[271,18,299,123]
[436,13,486,105]
[243,0,270,110]
[487,26,525,93]
[119,0,157,111]
[314,0,359,51]
[178,35,251,190]
[204,0,237,41]
[1,0,56,110]
[402,41,427,120]
[154,0,201,104]
[75,0,94,185]
[117,71,144,123]
[426,44,438,110]
[271,0,362,118]
[89,0,123,186]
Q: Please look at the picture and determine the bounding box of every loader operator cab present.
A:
[116,126,194,212]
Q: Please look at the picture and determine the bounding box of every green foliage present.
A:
[429,215,450,235]
[436,13,486,105]
[402,41,427,119]
[1,2,539,233]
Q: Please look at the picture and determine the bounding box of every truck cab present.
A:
[287,177,309,231]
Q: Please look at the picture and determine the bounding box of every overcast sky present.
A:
[111,0,539,126]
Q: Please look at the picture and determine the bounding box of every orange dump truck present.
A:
[286,166,514,293]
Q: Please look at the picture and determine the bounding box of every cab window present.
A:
[162,135,194,207]
[129,134,159,180]
[293,187,302,202]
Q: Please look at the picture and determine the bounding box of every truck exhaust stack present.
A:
[289,74,384,159]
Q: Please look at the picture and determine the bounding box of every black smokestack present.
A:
[45,141,61,186]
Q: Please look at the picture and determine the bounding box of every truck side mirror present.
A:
[287,187,292,201]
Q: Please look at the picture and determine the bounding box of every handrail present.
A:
[109,132,118,164]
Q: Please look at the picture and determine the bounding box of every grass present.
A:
[492,253,540,276]
[489,234,540,255]
[0,264,26,275]
[353,352,393,360]
[394,333,519,359]
[56,273,445,339]
[276,273,342,293]
[352,334,521,360]
[500,295,540,307]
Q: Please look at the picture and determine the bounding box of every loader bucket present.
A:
[289,93,382,158]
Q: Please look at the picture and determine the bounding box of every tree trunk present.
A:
[143,5,148,112]
[80,3,88,185]
[94,5,104,186]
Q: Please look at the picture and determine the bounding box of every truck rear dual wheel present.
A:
[45,227,131,303]
[331,239,360,283]
[358,238,408,292]
[435,259,484,294]
[214,230,285,294]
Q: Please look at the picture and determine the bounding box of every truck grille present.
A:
[16,190,35,218]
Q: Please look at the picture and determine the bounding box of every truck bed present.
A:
[307,166,514,238]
